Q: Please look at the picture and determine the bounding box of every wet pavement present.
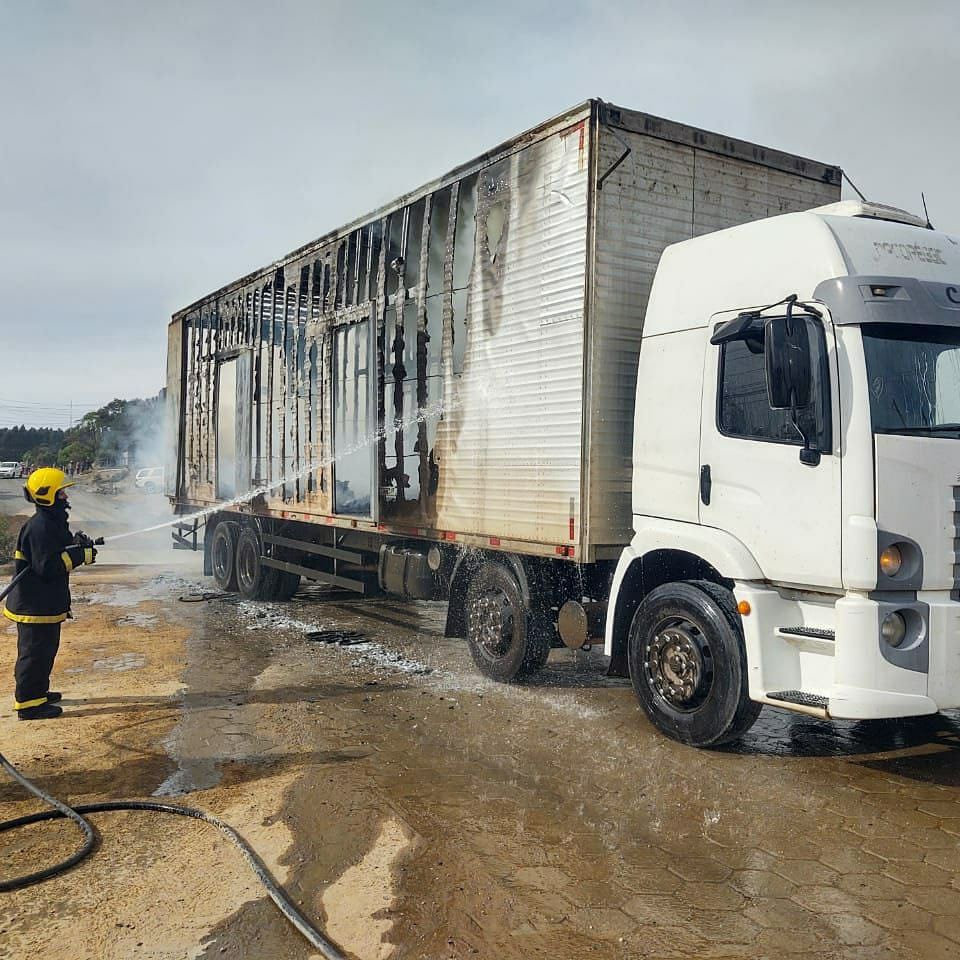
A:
[4,567,960,958]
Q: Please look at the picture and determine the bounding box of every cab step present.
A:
[777,626,835,640]
[767,690,829,710]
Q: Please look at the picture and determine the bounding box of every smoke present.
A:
[120,394,167,472]
[68,393,197,568]
[104,396,454,544]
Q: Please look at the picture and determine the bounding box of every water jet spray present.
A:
[101,398,454,544]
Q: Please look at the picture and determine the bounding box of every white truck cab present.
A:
[606,201,960,745]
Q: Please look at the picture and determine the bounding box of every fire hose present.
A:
[0,537,346,958]
[0,752,347,959]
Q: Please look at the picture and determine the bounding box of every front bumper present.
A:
[736,584,960,720]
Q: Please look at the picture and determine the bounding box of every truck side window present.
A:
[718,317,830,449]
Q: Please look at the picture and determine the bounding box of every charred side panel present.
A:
[179,124,590,545]
[165,319,185,499]
[432,125,589,544]
[235,350,253,493]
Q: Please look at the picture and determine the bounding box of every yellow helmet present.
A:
[24,467,75,507]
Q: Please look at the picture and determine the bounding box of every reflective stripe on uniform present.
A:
[14,696,48,710]
[2,608,68,624]
[14,550,26,561]
[83,548,93,565]
[61,551,74,572]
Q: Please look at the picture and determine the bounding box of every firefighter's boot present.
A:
[17,703,63,721]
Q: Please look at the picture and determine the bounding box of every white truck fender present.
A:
[603,518,764,656]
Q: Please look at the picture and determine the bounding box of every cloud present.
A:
[1,0,957,423]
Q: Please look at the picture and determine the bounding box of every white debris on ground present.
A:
[234,601,436,677]
[83,574,204,607]
[81,575,612,722]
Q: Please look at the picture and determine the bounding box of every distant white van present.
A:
[0,461,21,479]
[134,466,163,493]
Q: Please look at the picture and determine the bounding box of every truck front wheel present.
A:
[465,561,551,682]
[627,580,761,747]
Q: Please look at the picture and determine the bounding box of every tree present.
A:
[0,426,65,461]
[22,445,54,468]
[2,393,163,470]
[57,440,96,468]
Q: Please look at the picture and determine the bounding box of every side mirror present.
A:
[765,313,813,410]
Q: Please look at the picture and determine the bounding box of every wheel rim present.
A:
[469,588,515,659]
[238,542,257,591]
[644,616,714,712]
[212,533,231,583]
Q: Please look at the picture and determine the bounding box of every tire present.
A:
[465,561,552,682]
[210,521,239,592]
[272,570,301,601]
[235,527,280,601]
[144,482,158,494]
[627,580,761,747]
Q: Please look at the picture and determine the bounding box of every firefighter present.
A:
[3,467,97,720]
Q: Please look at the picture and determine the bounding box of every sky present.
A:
[1,0,958,428]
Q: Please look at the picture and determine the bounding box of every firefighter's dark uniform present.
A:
[3,505,92,712]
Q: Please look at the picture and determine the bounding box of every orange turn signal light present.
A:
[737,600,751,616]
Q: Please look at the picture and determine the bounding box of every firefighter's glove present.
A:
[72,532,97,565]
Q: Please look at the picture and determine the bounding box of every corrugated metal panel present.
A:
[433,123,589,545]
[585,124,841,551]
[693,152,840,236]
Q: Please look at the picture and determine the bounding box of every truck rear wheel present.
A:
[235,527,279,601]
[210,521,239,592]
[465,561,551,682]
[627,580,761,747]
[272,569,301,600]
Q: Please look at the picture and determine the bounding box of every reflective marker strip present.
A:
[14,696,48,710]
[61,551,74,572]
[2,608,68,624]
[14,550,26,561]
[83,548,93,565]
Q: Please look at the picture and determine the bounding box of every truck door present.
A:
[698,307,842,589]
[216,358,237,500]
[215,350,253,501]
[332,316,376,519]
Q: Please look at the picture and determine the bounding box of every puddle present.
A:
[321,817,415,960]
[154,604,282,796]
[91,652,147,672]
[115,612,159,628]
[85,574,204,608]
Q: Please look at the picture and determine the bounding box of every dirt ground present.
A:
[2,482,960,959]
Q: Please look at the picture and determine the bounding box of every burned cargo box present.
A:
[166,99,840,564]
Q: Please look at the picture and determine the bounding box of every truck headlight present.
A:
[881,612,907,647]
[879,545,903,577]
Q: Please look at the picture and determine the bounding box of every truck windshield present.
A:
[862,323,960,435]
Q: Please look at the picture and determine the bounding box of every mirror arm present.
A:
[790,396,821,467]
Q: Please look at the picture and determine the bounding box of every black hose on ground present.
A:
[177,592,237,603]
[0,751,96,889]
[0,752,347,960]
